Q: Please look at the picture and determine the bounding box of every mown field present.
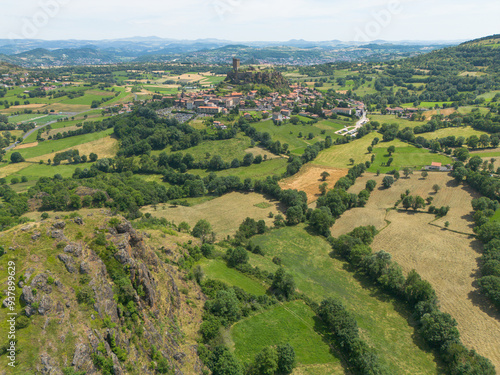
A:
[247,225,438,374]
[142,192,285,240]
[328,171,500,370]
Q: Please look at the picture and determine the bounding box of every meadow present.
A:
[246,225,438,374]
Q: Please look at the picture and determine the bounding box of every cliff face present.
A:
[0,211,204,375]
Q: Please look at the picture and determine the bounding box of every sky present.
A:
[1,0,499,42]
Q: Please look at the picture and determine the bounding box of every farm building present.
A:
[422,162,453,172]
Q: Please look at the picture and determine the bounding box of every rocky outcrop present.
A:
[57,254,76,273]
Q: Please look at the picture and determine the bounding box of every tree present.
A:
[453,147,470,162]
[243,153,254,166]
[349,158,355,165]
[402,195,415,210]
[387,157,394,166]
[432,184,441,194]
[319,182,328,196]
[192,219,213,242]
[226,247,248,268]
[272,268,296,300]
[387,145,396,156]
[210,346,243,375]
[382,176,394,188]
[403,167,413,179]
[413,196,425,211]
[89,152,98,162]
[286,206,304,225]
[394,171,400,180]
[10,152,24,163]
[367,146,373,153]
[276,344,296,374]
[365,180,376,192]
[421,171,428,179]
[320,171,330,181]
[249,347,278,375]
[309,207,334,236]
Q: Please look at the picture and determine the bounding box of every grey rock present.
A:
[18,281,24,288]
[50,230,66,240]
[53,221,66,229]
[24,268,35,281]
[2,298,11,308]
[74,217,84,225]
[64,243,83,257]
[31,232,41,240]
[21,286,35,305]
[38,352,61,375]
[72,343,94,371]
[114,249,130,264]
[55,280,63,288]
[174,352,186,363]
[31,273,52,293]
[79,261,91,274]
[21,224,34,231]
[57,254,76,273]
[38,294,53,315]
[9,247,15,251]
[116,221,132,234]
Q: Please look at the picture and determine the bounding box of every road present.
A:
[334,110,369,136]
[3,108,97,152]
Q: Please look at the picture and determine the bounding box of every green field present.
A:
[151,133,252,162]
[7,128,114,160]
[230,300,342,371]
[199,258,267,295]
[190,158,288,180]
[417,126,487,140]
[6,163,81,189]
[251,119,347,154]
[246,225,438,374]
[367,145,453,173]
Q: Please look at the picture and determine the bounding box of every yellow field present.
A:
[142,192,285,240]
[328,171,500,369]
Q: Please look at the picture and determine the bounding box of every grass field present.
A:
[417,126,487,140]
[251,119,346,154]
[230,300,343,373]
[199,258,267,295]
[7,128,114,160]
[367,145,452,173]
[142,192,285,240]
[189,158,288,180]
[311,131,452,172]
[248,225,438,374]
[151,134,253,162]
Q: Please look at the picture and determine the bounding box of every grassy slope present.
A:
[199,258,267,295]
[246,225,437,374]
[230,301,343,373]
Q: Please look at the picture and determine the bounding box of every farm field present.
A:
[372,212,500,371]
[151,133,253,162]
[6,128,115,160]
[251,119,344,154]
[330,171,480,237]
[199,258,267,295]
[229,300,343,374]
[312,132,451,172]
[417,126,487,140]
[279,164,348,203]
[329,170,500,369]
[248,225,439,374]
[142,192,285,240]
[189,157,288,180]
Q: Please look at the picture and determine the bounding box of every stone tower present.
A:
[233,58,240,72]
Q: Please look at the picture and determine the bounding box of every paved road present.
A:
[335,110,369,136]
[3,109,97,152]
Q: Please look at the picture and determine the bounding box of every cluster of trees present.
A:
[310,163,374,235]
[330,226,495,374]
[318,298,388,374]
[0,183,29,230]
[51,149,98,166]
[469,197,500,310]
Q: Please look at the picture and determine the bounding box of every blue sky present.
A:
[1,0,499,41]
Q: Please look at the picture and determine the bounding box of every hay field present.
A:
[372,213,500,370]
[331,172,480,237]
[142,192,285,239]
[280,164,348,203]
